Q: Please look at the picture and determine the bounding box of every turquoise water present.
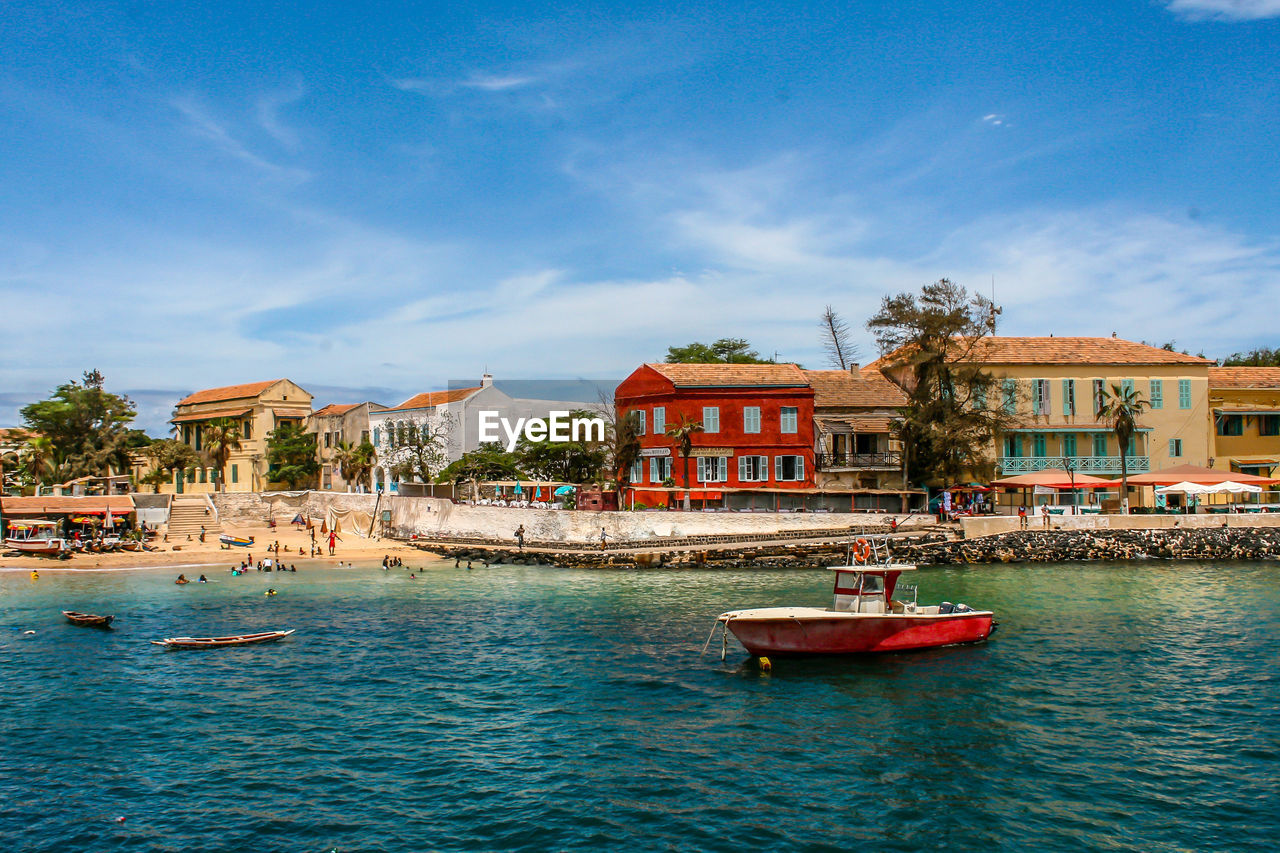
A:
[2,559,1278,852]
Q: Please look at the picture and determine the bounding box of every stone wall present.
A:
[901,527,1280,565]
[961,513,1280,538]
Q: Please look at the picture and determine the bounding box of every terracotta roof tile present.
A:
[647,363,809,387]
[388,387,481,411]
[0,495,134,515]
[177,380,284,406]
[1209,367,1280,389]
[801,370,907,408]
[869,337,1213,369]
[170,408,252,424]
[312,403,360,418]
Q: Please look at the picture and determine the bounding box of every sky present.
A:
[2,0,1278,434]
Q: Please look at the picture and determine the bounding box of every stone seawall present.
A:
[900,527,1280,565]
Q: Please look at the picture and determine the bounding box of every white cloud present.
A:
[459,74,538,91]
[256,82,306,149]
[1164,0,1280,20]
[172,97,310,183]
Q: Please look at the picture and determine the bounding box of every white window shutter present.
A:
[775,455,782,481]
[797,456,804,480]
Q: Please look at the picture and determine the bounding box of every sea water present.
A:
[1,559,1278,851]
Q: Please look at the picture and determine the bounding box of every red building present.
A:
[614,363,815,509]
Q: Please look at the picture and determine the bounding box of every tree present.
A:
[265,423,318,489]
[866,278,1013,487]
[139,468,170,493]
[1222,346,1280,367]
[665,338,774,364]
[201,418,242,492]
[665,416,704,511]
[819,306,859,370]
[20,370,138,479]
[22,435,59,493]
[437,443,525,500]
[333,440,376,492]
[1098,383,1149,509]
[515,410,610,484]
[150,438,200,487]
[388,416,453,485]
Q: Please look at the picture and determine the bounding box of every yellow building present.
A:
[871,337,1214,493]
[307,401,388,491]
[164,379,313,493]
[1208,367,1280,480]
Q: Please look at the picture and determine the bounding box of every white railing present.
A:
[997,456,1150,474]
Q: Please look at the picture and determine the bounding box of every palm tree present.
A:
[1098,383,1149,511]
[23,435,57,494]
[201,418,243,492]
[334,440,375,493]
[665,416,704,511]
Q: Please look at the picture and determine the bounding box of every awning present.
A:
[1125,464,1279,486]
[1213,409,1280,416]
[171,408,251,424]
[816,416,895,433]
[0,496,135,515]
[990,469,1116,489]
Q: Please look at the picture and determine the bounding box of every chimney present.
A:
[481,373,494,388]
[848,363,860,376]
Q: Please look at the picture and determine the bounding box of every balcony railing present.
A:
[997,456,1150,474]
[816,452,901,470]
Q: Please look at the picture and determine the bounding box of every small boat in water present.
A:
[150,629,295,649]
[5,520,68,556]
[714,539,995,658]
[219,533,254,548]
[62,610,114,628]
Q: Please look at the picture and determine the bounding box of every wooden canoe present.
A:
[150,629,295,649]
[62,610,115,628]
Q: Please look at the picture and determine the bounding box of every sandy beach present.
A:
[1,520,429,570]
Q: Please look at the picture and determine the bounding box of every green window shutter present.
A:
[1002,379,1017,414]
[231,464,238,484]
[1033,434,1047,457]
[1121,379,1134,396]
[1062,433,1077,457]
[1178,379,1191,409]
[1149,379,1163,409]
[1062,379,1074,415]
[1093,434,1108,457]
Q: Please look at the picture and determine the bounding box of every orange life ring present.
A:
[853,539,871,563]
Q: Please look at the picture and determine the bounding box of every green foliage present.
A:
[437,443,524,485]
[388,417,452,484]
[266,422,318,489]
[139,468,170,493]
[201,418,242,492]
[664,338,774,364]
[334,440,376,491]
[665,416,704,511]
[516,431,607,484]
[1098,383,1149,499]
[19,370,139,479]
[1222,347,1280,367]
[150,439,200,476]
[866,278,1012,486]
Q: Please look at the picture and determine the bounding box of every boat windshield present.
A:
[859,574,885,595]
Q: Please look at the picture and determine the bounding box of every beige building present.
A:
[871,337,1214,490]
[165,379,314,493]
[307,401,388,492]
[804,367,910,506]
[1208,367,1280,481]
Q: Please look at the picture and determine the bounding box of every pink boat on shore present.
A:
[4,520,68,556]
[714,540,996,658]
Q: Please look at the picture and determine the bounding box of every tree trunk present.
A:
[1120,442,1129,513]
[682,454,692,512]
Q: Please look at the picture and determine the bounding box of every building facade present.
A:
[307,401,388,492]
[1209,367,1280,480]
[805,368,910,508]
[615,363,816,509]
[166,379,314,493]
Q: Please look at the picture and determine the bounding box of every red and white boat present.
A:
[4,520,68,556]
[714,540,995,657]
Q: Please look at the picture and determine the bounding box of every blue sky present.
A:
[2,0,1278,434]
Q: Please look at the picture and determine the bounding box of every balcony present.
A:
[997,456,1149,474]
[816,452,901,470]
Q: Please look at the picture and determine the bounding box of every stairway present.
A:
[166,496,222,541]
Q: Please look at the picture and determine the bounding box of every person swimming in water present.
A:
[198,574,208,583]
[175,574,189,585]
[265,588,277,596]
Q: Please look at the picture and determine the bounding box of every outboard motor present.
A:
[954,603,972,613]
[938,601,955,614]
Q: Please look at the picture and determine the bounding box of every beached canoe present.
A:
[62,610,114,628]
[150,629,295,650]
[219,533,254,548]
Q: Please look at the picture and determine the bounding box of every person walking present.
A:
[199,525,206,543]
[515,525,525,551]
[599,527,608,550]
[1018,505,1028,530]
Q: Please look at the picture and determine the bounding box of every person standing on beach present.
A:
[1040,504,1051,528]
[599,527,608,550]
[328,530,340,556]
[515,525,525,551]
[1018,506,1028,530]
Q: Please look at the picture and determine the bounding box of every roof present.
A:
[312,403,360,418]
[815,415,896,433]
[177,380,283,406]
[646,363,809,387]
[802,370,908,408]
[1124,463,1278,485]
[868,337,1213,370]
[1209,367,1280,390]
[0,495,135,515]
[171,408,251,424]
[387,387,481,411]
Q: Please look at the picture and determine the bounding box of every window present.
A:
[1002,379,1017,414]
[195,426,202,452]
[1261,415,1280,437]
[652,407,665,435]
[242,420,252,440]
[1121,379,1134,397]
[373,427,381,446]
[1062,379,1075,416]
[633,410,646,436]
[1032,433,1047,457]
[972,384,987,410]
[1216,415,1244,436]
[1093,433,1108,457]
[738,455,769,481]
[1032,380,1050,416]
[324,432,332,448]
[650,456,672,482]
[361,430,369,445]
[231,464,238,484]
[1178,379,1192,409]
[1093,380,1106,417]
[743,406,761,434]
[629,460,643,483]
[1169,438,1182,457]
[696,456,728,482]
[1149,379,1163,409]
[1127,435,1136,456]
[181,425,190,445]
[1062,433,1077,457]
[780,407,798,434]
[1004,435,1021,458]
[775,455,805,481]
[702,407,720,433]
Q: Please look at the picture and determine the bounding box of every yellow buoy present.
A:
[758,656,772,673]
[30,571,39,580]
